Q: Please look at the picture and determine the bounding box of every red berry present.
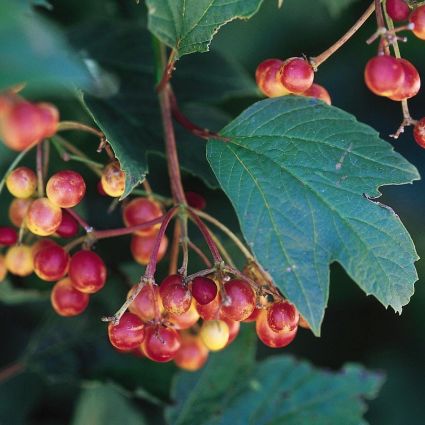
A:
[123,197,162,236]
[36,102,59,138]
[9,198,32,227]
[174,333,209,371]
[191,276,217,305]
[389,58,421,101]
[26,197,62,236]
[410,5,425,40]
[56,210,79,238]
[130,233,168,265]
[69,250,107,294]
[242,307,261,323]
[0,226,18,246]
[267,300,299,332]
[364,55,404,97]
[128,283,163,321]
[221,279,255,322]
[414,117,425,148]
[168,300,200,330]
[6,167,37,198]
[144,325,181,362]
[108,312,145,351]
[5,244,33,277]
[221,316,240,346]
[386,0,410,21]
[34,242,69,282]
[302,83,332,105]
[46,170,86,208]
[185,191,206,210]
[32,238,57,258]
[159,274,192,315]
[256,309,297,348]
[101,162,126,198]
[51,277,89,317]
[256,59,290,97]
[279,57,314,94]
[195,291,221,320]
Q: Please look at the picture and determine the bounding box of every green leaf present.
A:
[207,97,419,335]
[71,23,249,193]
[145,0,264,58]
[0,280,48,304]
[72,382,147,425]
[0,0,88,92]
[319,0,358,17]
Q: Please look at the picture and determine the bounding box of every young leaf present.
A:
[145,0,264,58]
[207,97,419,335]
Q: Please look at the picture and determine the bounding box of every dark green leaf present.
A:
[319,0,359,17]
[145,0,265,58]
[207,97,419,335]
[0,280,48,304]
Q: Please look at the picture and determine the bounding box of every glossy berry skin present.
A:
[221,279,255,322]
[26,197,62,236]
[256,59,289,97]
[0,226,18,246]
[51,278,89,317]
[168,300,200,330]
[34,243,69,282]
[242,308,261,323]
[69,250,107,294]
[159,274,192,315]
[32,238,57,257]
[108,312,145,351]
[9,198,32,227]
[0,255,7,282]
[279,57,314,94]
[46,170,86,208]
[364,55,404,97]
[302,83,332,105]
[267,300,299,332]
[199,320,229,351]
[130,233,168,266]
[6,167,37,198]
[128,284,163,321]
[123,197,162,236]
[101,162,126,198]
[56,210,79,238]
[37,102,59,138]
[5,244,34,276]
[191,276,217,305]
[414,117,425,148]
[386,0,410,21]
[389,58,421,101]
[185,191,206,210]
[256,309,297,348]
[410,5,425,40]
[144,325,181,362]
[221,317,240,346]
[195,292,221,320]
[174,334,209,371]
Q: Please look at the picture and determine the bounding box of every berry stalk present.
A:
[36,142,45,197]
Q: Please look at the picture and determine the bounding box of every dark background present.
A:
[1,0,424,424]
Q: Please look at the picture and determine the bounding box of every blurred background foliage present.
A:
[0,0,424,424]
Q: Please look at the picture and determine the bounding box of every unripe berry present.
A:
[34,242,69,282]
[108,312,145,351]
[414,117,425,148]
[364,55,404,97]
[0,255,7,282]
[6,167,37,198]
[128,283,163,321]
[221,279,256,322]
[9,198,32,227]
[46,170,86,208]
[26,197,62,236]
[69,250,107,294]
[0,226,18,246]
[267,300,299,332]
[123,197,162,236]
[168,299,200,330]
[255,59,290,97]
[199,320,229,351]
[56,210,79,238]
[410,5,425,40]
[5,244,33,276]
[101,162,126,197]
[144,325,181,362]
[279,57,314,94]
[302,83,332,105]
[386,0,410,21]
[159,274,192,315]
[256,309,297,348]
[389,58,421,101]
[51,277,89,317]
[185,191,206,210]
[174,334,209,371]
[191,276,218,305]
[130,233,168,265]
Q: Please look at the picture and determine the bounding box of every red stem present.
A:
[94,216,165,239]
[65,208,93,233]
[0,362,25,383]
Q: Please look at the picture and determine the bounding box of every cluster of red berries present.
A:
[255,57,331,105]
[107,265,308,370]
